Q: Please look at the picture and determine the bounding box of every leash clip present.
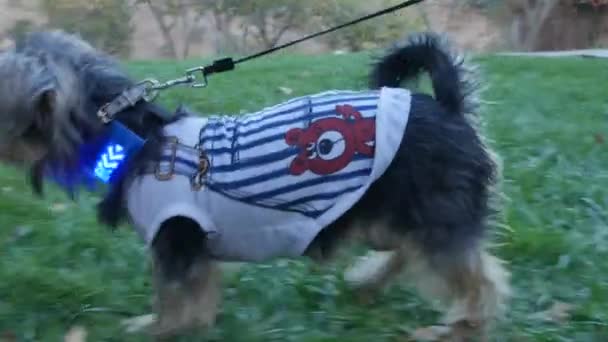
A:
[186,58,235,89]
[185,66,209,89]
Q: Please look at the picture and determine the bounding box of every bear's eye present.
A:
[305,142,317,159]
[316,131,345,160]
[318,139,333,155]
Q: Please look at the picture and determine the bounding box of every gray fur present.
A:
[0,30,144,191]
[0,52,55,141]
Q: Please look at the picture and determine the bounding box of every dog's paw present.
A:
[409,325,452,341]
[343,250,397,289]
[121,314,157,334]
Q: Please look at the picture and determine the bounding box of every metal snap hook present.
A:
[138,79,162,102]
[186,67,209,88]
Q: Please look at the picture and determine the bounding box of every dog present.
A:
[0,30,510,340]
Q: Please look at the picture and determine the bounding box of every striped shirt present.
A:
[126,87,411,261]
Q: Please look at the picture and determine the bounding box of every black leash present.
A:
[126,0,426,105]
[235,0,426,65]
[193,0,427,82]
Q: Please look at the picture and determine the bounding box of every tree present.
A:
[201,0,328,53]
[503,0,608,51]
[136,0,207,59]
[233,0,310,50]
[310,0,426,52]
[505,0,560,51]
[39,0,134,57]
[202,0,242,55]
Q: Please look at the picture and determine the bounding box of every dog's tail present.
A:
[369,32,479,116]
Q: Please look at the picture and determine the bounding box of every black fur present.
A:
[153,216,211,282]
[308,34,495,258]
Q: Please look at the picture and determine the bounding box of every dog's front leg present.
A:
[122,259,226,338]
[152,258,222,338]
[149,216,222,338]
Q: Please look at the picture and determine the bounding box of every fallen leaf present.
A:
[531,301,576,323]
[595,133,604,144]
[409,325,451,341]
[1,330,16,342]
[278,86,293,95]
[64,326,87,342]
[11,226,32,242]
[49,203,69,213]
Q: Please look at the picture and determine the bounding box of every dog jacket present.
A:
[126,87,411,262]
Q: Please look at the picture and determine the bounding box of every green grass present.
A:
[1,52,607,341]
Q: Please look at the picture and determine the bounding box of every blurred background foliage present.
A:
[0,0,607,60]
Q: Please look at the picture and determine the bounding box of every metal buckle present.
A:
[97,103,112,124]
[138,79,161,102]
[191,148,210,190]
[155,136,178,181]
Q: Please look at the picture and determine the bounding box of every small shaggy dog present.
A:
[0,30,509,340]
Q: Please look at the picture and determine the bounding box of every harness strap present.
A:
[142,136,210,190]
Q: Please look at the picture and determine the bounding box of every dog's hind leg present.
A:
[343,249,405,291]
[344,232,509,341]
[403,242,510,341]
[342,226,406,291]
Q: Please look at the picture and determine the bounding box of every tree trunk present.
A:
[521,0,558,51]
[145,0,178,58]
[506,0,608,51]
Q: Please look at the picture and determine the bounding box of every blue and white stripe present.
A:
[178,90,381,218]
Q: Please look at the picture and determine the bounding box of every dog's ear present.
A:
[34,88,56,132]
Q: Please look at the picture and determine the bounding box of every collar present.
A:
[97,83,149,124]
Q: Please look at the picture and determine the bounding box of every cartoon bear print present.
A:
[285,104,375,176]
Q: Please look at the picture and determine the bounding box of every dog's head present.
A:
[0,51,57,165]
[0,30,165,193]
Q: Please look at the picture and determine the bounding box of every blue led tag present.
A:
[90,122,145,183]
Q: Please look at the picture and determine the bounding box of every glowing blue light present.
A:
[94,143,126,182]
[66,121,145,186]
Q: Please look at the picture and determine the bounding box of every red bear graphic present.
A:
[285,104,375,175]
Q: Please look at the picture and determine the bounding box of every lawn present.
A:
[0,51,607,341]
